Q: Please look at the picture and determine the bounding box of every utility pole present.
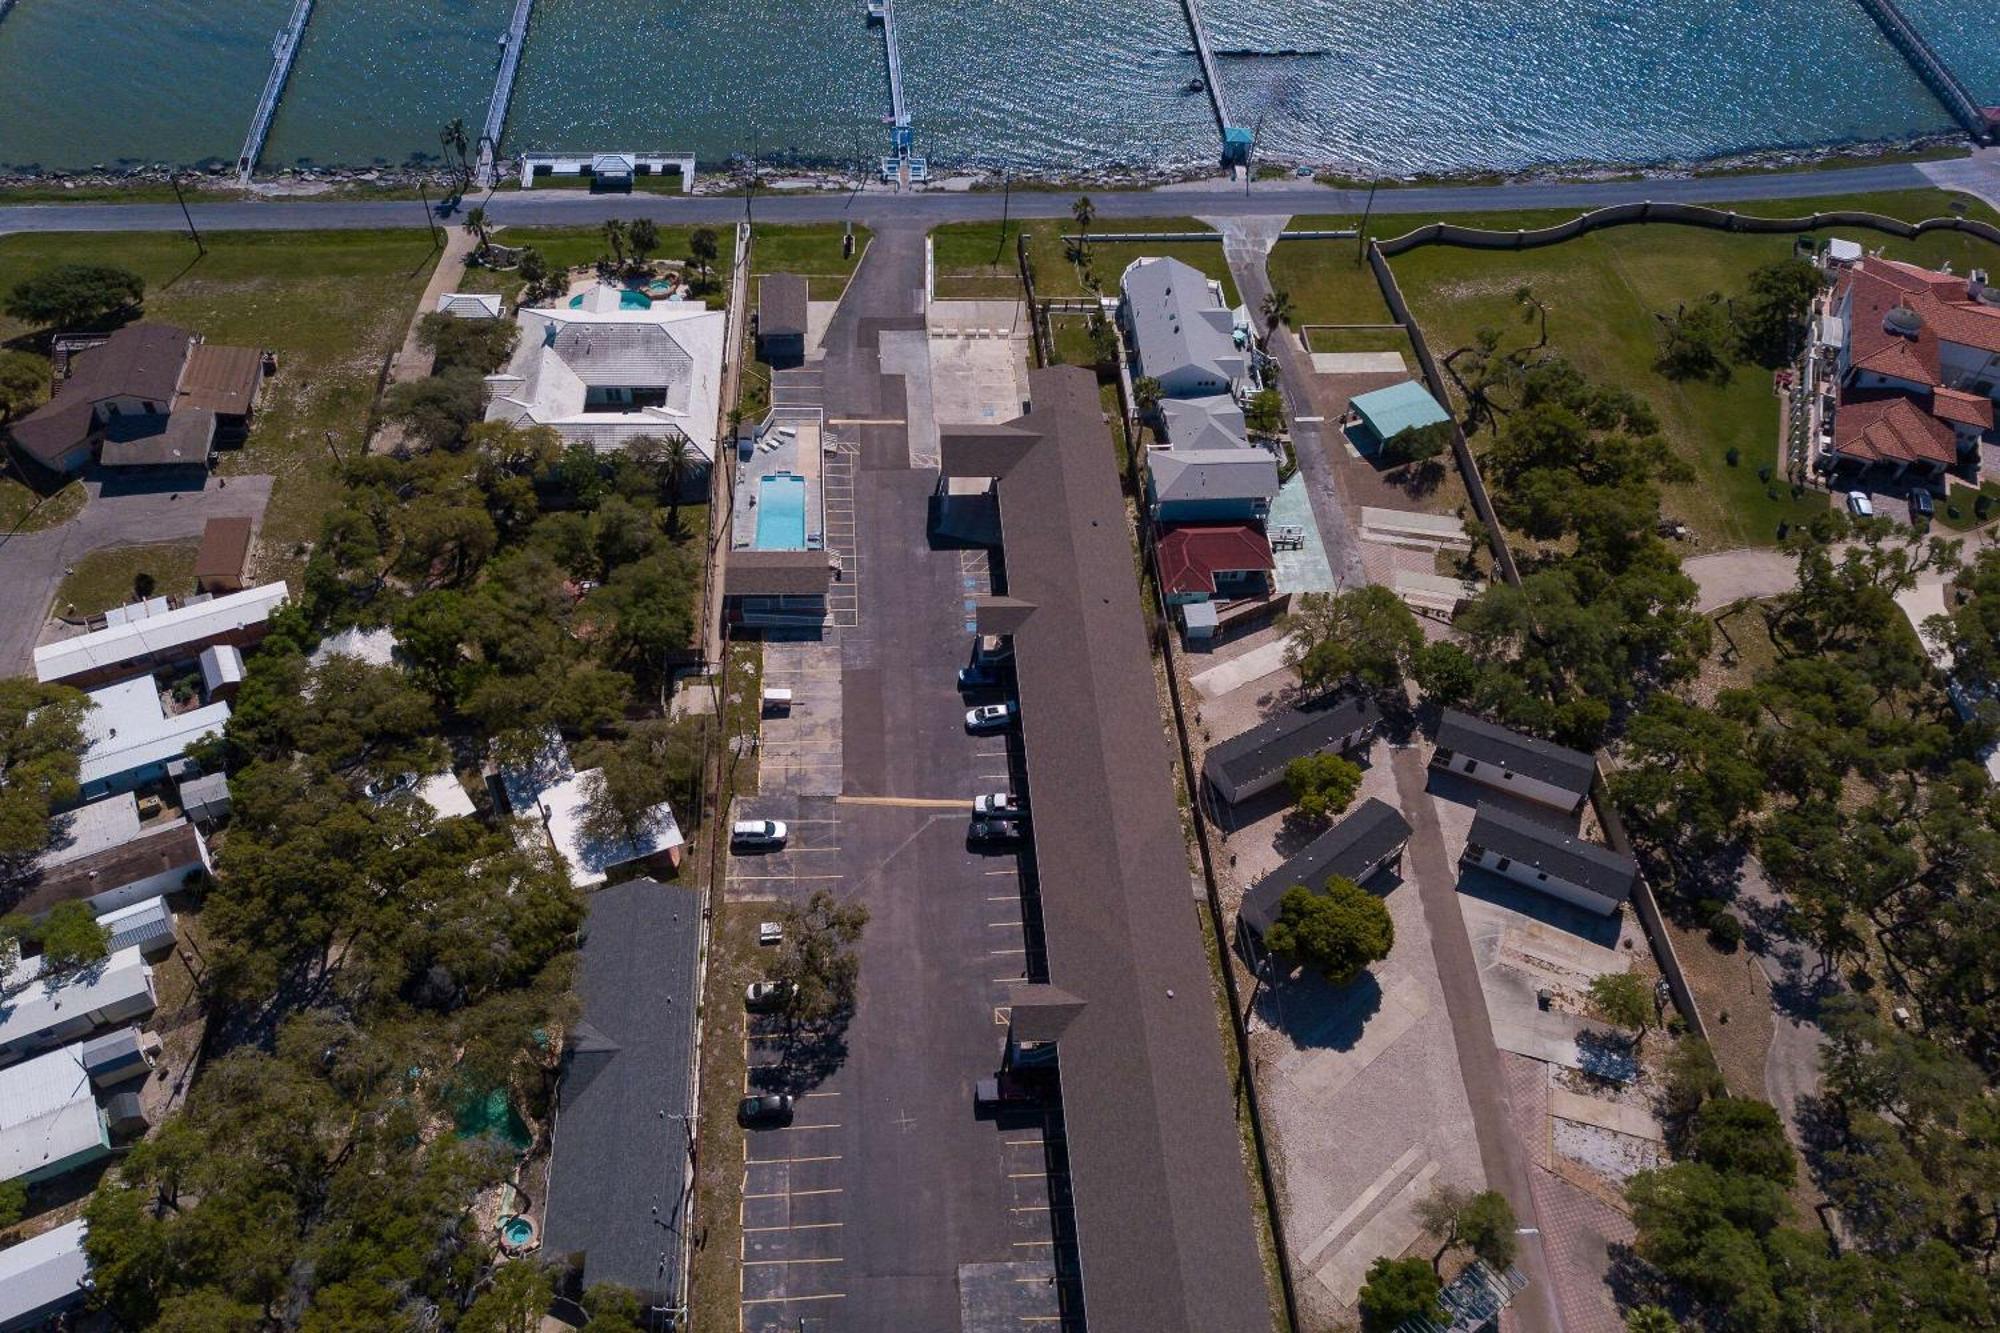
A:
[1355,171,1379,264]
[417,182,441,249]
[170,172,205,256]
[746,129,760,227]
[995,167,1012,264]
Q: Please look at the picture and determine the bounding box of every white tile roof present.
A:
[535,769,684,889]
[34,581,289,683]
[0,947,154,1058]
[36,795,142,872]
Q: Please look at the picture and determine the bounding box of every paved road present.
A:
[0,474,274,678]
[1390,747,1565,1333]
[0,159,1977,237]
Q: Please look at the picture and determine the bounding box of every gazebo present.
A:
[1347,379,1450,453]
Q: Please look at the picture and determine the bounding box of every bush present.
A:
[1948,504,1963,521]
[1284,751,1363,822]
[1725,446,1740,467]
[1708,911,1745,951]
[1358,1256,1442,1332]
[1757,464,1773,483]
[1264,878,1394,985]
[1978,493,1994,521]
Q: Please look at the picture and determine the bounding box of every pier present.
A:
[1178,0,1251,164]
[476,0,537,186]
[237,0,314,184]
[866,0,923,181]
[1852,0,1998,144]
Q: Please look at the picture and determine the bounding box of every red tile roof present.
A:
[1838,258,2000,390]
[1932,386,1996,430]
[1833,391,1958,467]
[1155,523,1274,596]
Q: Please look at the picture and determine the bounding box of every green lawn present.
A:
[1303,325,1414,356]
[0,477,84,536]
[932,218,1238,304]
[1937,481,2000,532]
[750,223,868,300]
[0,229,441,563]
[1270,187,2000,549]
[54,539,202,618]
[461,223,739,304]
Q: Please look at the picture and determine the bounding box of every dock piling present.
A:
[1851,0,1996,144]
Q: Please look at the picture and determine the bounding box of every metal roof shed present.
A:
[1349,379,1451,447]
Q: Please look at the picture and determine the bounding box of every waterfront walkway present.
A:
[476,0,537,186]
[238,0,315,184]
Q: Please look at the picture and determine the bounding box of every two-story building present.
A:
[1119,256,1245,400]
[1827,257,2000,479]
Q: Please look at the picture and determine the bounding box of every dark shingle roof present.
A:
[758,274,809,339]
[541,877,702,1306]
[6,325,194,468]
[722,549,833,598]
[195,517,255,584]
[14,821,203,917]
[1203,694,1382,798]
[1465,803,1636,904]
[1240,797,1413,936]
[971,366,1270,1333]
[1435,709,1595,794]
[97,410,214,467]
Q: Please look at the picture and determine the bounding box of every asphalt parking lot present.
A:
[715,224,1074,1330]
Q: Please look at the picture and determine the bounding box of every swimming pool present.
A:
[567,288,654,309]
[755,473,809,550]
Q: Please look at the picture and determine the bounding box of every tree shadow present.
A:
[1252,966,1383,1053]
[745,1012,854,1095]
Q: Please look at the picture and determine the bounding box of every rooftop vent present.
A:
[1884,304,1924,338]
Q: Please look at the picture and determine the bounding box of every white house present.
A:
[1119,256,1246,400]
[500,730,684,887]
[1431,710,1595,813]
[1462,803,1636,916]
[484,287,728,462]
[0,1043,111,1188]
[75,675,229,801]
[34,580,289,688]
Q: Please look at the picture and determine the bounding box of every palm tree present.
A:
[688,227,719,288]
[659,434,696,536]
[1624,1308,1680,1333]
[1071,194,1096,253]
[1133,375,1163,421]
[463,205,490,256]
[602,219,627,269]
[440,118,470,191]
[1260,288,1294,335]
[628,218,659,267]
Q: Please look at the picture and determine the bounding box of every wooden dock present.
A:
[237,0,314,184]
[1178,0,1248,160]
[476,0,537,186]
[1852,0,1996,144]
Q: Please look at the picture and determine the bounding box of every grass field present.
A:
[932,218,1238,304]
[1270,187,2000,549]
[0,229,442,563]
[53,539,201,618]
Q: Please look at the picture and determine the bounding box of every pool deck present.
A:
[732,417,826,552]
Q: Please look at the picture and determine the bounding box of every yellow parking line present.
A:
[743,1222,845,1232]
[740,1292,848,1305]
[730,873,845,881]
[743,1188,843,1199]
[742,1257,845,1266]
[745,1154,842,1165]
[835,795,968,809]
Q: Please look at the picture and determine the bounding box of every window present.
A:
[1462,759,1479,775]
[1502,771,1514,781]
[1493,856,1511,872]
[1536,872,1548,882]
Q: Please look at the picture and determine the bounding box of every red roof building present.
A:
[1155,523,1274,600]
[1829,257,2000,476]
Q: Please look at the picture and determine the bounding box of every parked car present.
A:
[738,1093,795,1127]
[973,791,1021,817]
[965,702,1018,732]
[745,980,795,1012]
[969,816,1026,845]
[1847,491,1874,517]
[1909,488,1935,522]
[732,819,789,849]
[362,772,418,801]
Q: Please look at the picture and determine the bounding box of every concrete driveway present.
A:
[0,473,274,679]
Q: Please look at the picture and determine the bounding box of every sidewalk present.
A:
[370,226,477,454]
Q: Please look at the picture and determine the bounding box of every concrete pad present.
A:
[759,639,844,797]
[1360,506,1470,546]
[1550,1088,1665,1142]
[1310,1159,1439,1306]
[1269,474,1336,594]
[879,330,939,469]
[1192,638,1291,699]
[1312,351,1406,376]
[805,300,838,358]
[1277,973,1431,1103]
[1491,1013,1638,1082]
[926,336,1031,433]
[1298,1145,1424,1270]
